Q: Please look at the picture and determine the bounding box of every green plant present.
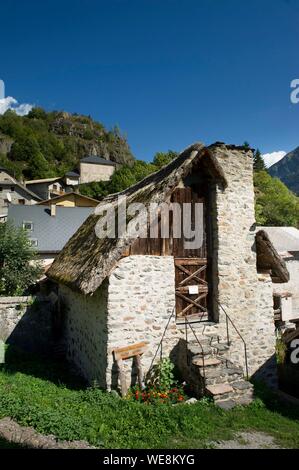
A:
[146,358,176,391]
[276,339,287,364]
[276,332,287,365]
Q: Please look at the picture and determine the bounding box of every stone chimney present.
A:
[50,203,56,217]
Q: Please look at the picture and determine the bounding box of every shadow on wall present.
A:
[0,290,87,390]
[251,354,278,390]
[5,299,54,356]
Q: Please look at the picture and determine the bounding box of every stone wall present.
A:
[106,256,177,389]
[59,283,108,387]
[80,162,115,183]
[200,145,277,377]
[0,296,53,354]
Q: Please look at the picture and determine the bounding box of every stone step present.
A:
[192,357,222,367]
[205,383,234,397]
[231,381,254,392]
[213,343,230,352]
[216,399,237,410]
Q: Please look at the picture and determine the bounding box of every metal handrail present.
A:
[183,315,206,390]
[218,302,249,380]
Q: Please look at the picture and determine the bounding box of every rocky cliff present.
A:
[0,108,135,180]
[269,146,299,195]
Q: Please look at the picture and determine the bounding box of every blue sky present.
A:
[1,0,299,163]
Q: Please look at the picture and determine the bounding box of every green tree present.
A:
[0,222,42,295]
[153,150,178,169]
[253,149,266,171]
[254,171,299,226]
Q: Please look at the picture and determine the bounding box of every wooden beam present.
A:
[176,286,208,294]
[135,355,143,389]
[175,258,207,266]
[116,359,127,397]
[179,265,206,286]
[113,341,148,361]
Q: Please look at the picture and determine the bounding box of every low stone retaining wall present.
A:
[0,295,54,355]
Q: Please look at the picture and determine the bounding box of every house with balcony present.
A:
[25,177,66,200]
[0,167,41,217]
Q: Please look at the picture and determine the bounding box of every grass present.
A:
[0,347,298,448]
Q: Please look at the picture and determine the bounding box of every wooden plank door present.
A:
[171,187,209,320]
[175,258,209,320]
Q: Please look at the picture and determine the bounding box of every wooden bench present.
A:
[113,341,148,396]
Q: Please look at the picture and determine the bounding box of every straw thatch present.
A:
[256,229,290,283]
[47,142,229,294]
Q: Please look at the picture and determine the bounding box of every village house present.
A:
[0,167,41,217]
[79,155,116,183]
[8,204,94,267]
[64,171,80,187]
[48,142,289,408]
[37,191,99,208]
[25,155,116,202]
[25,177,66,200]
[257,226,299,328]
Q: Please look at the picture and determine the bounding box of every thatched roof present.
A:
[47,142,228,294]
[256,230,290,283]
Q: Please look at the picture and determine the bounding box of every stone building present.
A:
[79,155,116,183]
[0,167,41,216]
[48,142,289,407]
[257,226,299,324]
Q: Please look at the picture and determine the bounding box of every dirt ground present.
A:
[213,431,283,449]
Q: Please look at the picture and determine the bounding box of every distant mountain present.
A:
[0,108,135,181]
[268,146,299,195]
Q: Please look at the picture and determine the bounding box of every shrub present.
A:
[0,222,42,295]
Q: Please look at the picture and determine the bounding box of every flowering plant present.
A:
[126,385,185,404]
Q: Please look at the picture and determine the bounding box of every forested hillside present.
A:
[0,109,297,228]
[0,108,135,180]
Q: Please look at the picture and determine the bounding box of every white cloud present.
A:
[262,151,286,168]
[0,96,33,116]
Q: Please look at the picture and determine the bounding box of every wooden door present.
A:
[171,188,209,320]
[175,258,209,320]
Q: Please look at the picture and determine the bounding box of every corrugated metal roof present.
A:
[80,155,116,166]
[8,205,94,253]
[257,226,299,253]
